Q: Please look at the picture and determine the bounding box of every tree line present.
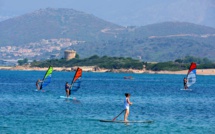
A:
[30,55,144,69]
[19,55,215,71]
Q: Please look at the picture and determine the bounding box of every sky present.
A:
[0,0,214,27]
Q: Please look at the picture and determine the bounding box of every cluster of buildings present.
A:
[0,38,84,59]
[0,49,77,66]
[0,38,82,66]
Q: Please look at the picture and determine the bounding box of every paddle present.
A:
[112,109,125,121]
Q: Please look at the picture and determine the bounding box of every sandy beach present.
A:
[1,66,215,75]
[145,69,215,75]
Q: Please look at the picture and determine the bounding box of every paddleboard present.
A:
[99,120,153,123]
[180,89,192,91]
[59,96,74,99]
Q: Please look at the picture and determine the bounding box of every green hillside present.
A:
[0,8,123,46]
[0,8,215,62]
[132,22,215,37]
[69,22,215,61]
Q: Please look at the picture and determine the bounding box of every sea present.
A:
[0,70,214,134]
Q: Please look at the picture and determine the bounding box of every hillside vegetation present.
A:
[1,8,215,61]
[30,55,215,71]
[31,55,144,69]
[0,8,123,46]
[147,56,215,71]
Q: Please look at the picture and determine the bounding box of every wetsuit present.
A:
[65,84,71,95]
[36,80,40,89]
[184,78,187,89]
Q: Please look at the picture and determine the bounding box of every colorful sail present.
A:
[186,62,196,87]
[70,67,82,92]
[40,66,53,89]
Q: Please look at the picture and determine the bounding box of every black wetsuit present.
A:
[65,84,71,95]
[183,79,187,88]
[183,80,186,86]
[36,80,40,89]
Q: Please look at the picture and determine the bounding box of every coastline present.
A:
[0,66,215,75]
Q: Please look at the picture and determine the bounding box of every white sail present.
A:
[186,63,196,87]
[187,70,196,87]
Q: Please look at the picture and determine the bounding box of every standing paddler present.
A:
[124,93,133,122]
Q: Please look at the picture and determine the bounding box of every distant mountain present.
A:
[1,8,215,62]
[0,8,123,46]
[70,22,215,61]
[132,22,215,37]
[1,0,215,28]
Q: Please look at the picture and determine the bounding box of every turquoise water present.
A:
[0,70,215,134]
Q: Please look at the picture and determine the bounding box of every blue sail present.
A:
[71,78,81,92]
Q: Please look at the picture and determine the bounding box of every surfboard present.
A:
[99,120,153,123]
[180,89,192,91]
[59,96,74,99]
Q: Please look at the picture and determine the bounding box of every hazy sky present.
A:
[0,0,214,27]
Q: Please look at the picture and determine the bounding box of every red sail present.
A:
[187,62,196,75]
[72,67,82,83]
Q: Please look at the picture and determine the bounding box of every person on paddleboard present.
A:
[65,82,71,97]
[124,93,132,122]
[183,77,188,89]
[36,79,43,90]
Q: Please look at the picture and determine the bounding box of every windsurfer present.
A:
[36,79,43,90]
[65,82,71,97]
[124,93,132,122]
[183,77,188,89]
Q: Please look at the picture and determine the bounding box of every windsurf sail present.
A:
[70,67,82,92]
[186,62,196,87]
[40,66,53,89]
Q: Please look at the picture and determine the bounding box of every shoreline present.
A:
[0,66,215,75]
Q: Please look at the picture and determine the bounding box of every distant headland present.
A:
[1,65,215,75]
[1,55,215,75]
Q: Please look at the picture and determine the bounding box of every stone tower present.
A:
[64,50,76,60]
